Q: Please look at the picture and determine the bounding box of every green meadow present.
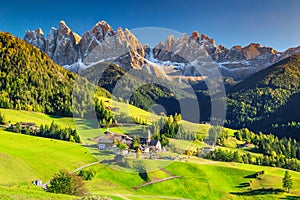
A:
[1,108,300,199]
[0,108,75,128]
[0,130,96,186]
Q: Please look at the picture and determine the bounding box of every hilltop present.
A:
[0,32,110,117]
[227,54,300,138]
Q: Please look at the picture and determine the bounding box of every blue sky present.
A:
[1,0,300,51]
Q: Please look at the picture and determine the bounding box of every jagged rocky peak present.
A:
[190,31,200,42]
[24,28,46,51]
[58,21,70,33]
[57,20,81,43]
[232,45,243,51]
[92,20,113,39]
[242,43,278,60]
[79,20,115,58]
[201,34,215,46]
[36,28,44,35]
[24,20,80,66]
[179,33,188,43]
[50,20,79,66]
[45,27,58,58]
[23,20,300,80]
[79,21,146,70]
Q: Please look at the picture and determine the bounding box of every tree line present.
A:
[204,127,300,172]
[205,148,300,172]
[10,121,81,143]
[234,128,300,160]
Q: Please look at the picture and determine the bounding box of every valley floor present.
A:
[1,109,300,199]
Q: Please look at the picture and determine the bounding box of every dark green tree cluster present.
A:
[226,55,300,139]
[11,121,81,143]
[151,114,188,146]
[234,128,300,160]
[115,114,149,125]
[47,170,87,196]
[130,83,177,112]
[205,148,300,171]
[131,117,149,125]
[204,128,300,171]
[282,171,293,193]
[0,32,109,117]
[78,169,96,181]
[270,120,300,139]
[39,122,81,143]
[208,126,223,144]
[95,100,115,127]
[131,136,140,150]
[159,114,182,138]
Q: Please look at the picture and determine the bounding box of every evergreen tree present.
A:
[282,171,293,193]
[0,111,6,124]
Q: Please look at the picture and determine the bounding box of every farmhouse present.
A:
[95,131,133,150]
[105,106,120,112]
[200,146,215,155]
[149,140,162,152]
[11,122,39,133]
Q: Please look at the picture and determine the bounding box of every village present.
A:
[94,128,164,158]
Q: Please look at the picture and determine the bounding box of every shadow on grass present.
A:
[230,188,284,196]
[74,119,99,129]
[244,173,258,178]
[280,196,300,200]
[236,182,250,188]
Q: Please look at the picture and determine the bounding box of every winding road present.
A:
[41,161,100,190]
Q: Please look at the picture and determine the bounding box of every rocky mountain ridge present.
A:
[24,20,146,71]
[24,20,300,80]
[153,31,300,79]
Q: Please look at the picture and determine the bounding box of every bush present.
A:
[47,170,87,196]
[79,169,96,181]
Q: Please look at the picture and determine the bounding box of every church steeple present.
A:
[147,128,151,144]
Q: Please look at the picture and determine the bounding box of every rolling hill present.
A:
[80,62,198,118]
[1,126,300,200]
[0,32,109,117]
[226,54,300,138]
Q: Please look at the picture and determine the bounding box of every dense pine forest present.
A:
[225,55,300,139]
[0,32,110,117]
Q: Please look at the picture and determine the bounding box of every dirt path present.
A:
[134,176,182,189]
[159,167,173,176]
[70,161,100,173]
[41,161,100,190]
[124,194,191,200]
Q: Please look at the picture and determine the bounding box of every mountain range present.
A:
[24,20,300,80]
[3,20,300,139]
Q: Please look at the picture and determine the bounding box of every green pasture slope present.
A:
[1,108,300,199]
[84,160,300,200]
[0,130,96,185]
[1,127,300,199]
[0,108,75,128]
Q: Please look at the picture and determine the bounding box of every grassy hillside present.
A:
[0,186,77,200]
[226,54,300,138]
[84,160,300,199]
[1,124,300,199]
[0,32,109,117]
[0,130,96,186]
[0,108,75,128]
